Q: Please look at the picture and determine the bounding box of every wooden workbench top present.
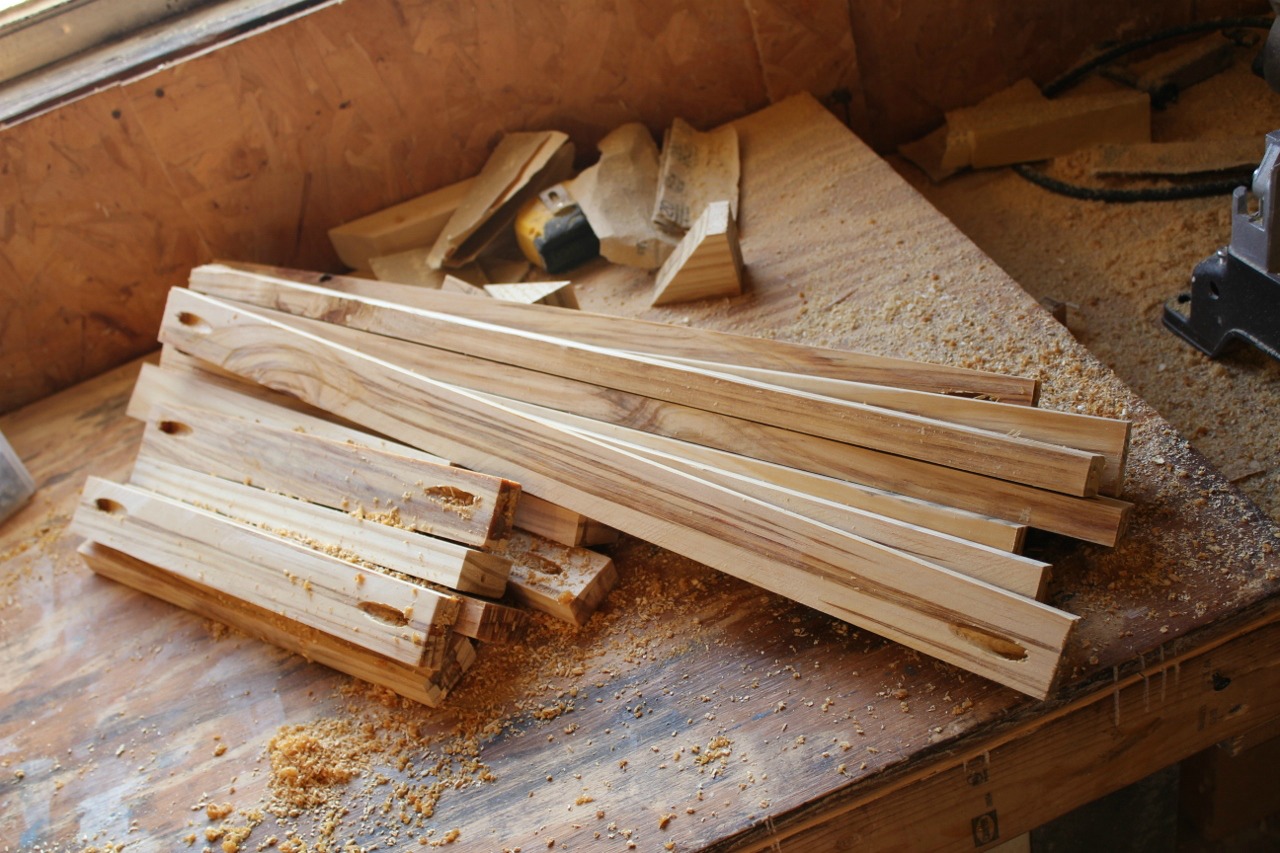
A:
[2,94,1278,852]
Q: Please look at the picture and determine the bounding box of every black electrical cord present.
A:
[1013,15,1272,202]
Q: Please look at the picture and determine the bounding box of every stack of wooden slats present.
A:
[76,261,1133,701]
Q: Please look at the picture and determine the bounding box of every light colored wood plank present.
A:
[502,397,1047,599]
[72,477,461,669]
[217,260,1042,405]
[158,289,1080,697]
[484,280,579,308]
[77,541,471,708]
[652,200,744,306]
[195,295,1126,546]
[129,457,510,598]
[368,247,448,287]
[645,354,1130,497]
[451,594,530,644]
[491,529,619,626]
[328,177,476,270]
[139,401,520,549]
[188,267,1104,496]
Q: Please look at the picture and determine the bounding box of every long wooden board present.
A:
[646,354,1130,497]
[72,478,461,669]
[159,288,1080,697]
[214,261,1043,404]
[77,542,472,707]
[129,457,511,597]
[135,356,610,547]
[138,401,520,549]
[504,398,1049,599]
[207,298,1128,546]
[190,267,1101,495]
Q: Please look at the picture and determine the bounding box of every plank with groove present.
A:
[139,401,520,549]
[491,529,619,626]
[642,353,1130,497]
[134,357,612,547]
[77,541,472,707]
[159,289,1080,697]
[72,478,461,669]
[497,396,1048,599]
[129,457,510,597]
[214,260,1043,404]
[188,267,1104,496]
[207,297,1126,546]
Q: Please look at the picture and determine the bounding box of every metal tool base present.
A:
[1164,250,1280,362]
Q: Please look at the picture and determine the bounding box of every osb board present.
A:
[2,94,1277,851]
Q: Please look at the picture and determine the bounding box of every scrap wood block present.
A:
[1070,137,1261,178]
[180,290,1127,546]
[328,177,476,270]
[138,401,520,549]
[213,261,1043,405]
[651,200,744,307]
[484,280,579,308]
[492,529,619,625]
[72,478,462,670]
[78,542,473,707]
[129,457,511,598]
[157,291,1081,697]
[188,269,1105,497]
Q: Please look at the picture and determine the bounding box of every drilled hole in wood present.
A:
[157,420,192,436]
[176,312,211,333]
[952,624,1028,662]
[358,601,410,627]
[94,498,125,515]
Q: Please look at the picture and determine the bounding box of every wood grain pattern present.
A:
[200,298,1126,545]
[492,529,620,626]
[129,457,511,597]
[73,477,461,668]
[78,541,472,707]
[190,269,1103,495]
[652,200,744,306]
[158,288,1080,697]
[138,401,520,548]
[217,260,1044,404]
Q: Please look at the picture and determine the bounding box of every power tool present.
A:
[1164,130,1280,362]
[514,184,599,274]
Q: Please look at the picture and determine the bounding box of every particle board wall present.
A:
[0,0,1267,413]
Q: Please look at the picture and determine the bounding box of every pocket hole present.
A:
[358,601,410,627]
[176,312,211,334]
[94,497,126,515]
[953,624,1028,662]
[157,420,192,436]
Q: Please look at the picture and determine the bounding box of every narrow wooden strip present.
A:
[491,529,619,626]
[211,261,1042,404]
[452,594,531,644]
[514,401,1048,599]
[645,354,1131,497]
[129,457,510,597]
[134,359,604,547]
[328,177,476,270]
[189,266,1101,496]
[159,290,1078,697]
[78,542,466,707]
[225,300,1124,546]
[140,401,520,549]
[72,478,460,669]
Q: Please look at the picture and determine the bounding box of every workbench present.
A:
[3,95,1278,852]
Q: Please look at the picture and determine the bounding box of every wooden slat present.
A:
[72,478,461,669]
[214,261,1043,404]
[207,298,1126,546]
[158,289,1080,697]
[133,358,610,547]
[129,457,510,597]
[645,354,1131,497]
[328,177,476,270]
[502,398,1047,598]
[77,541,472,708]
[492,529,619,626]
[139,401,520,549]
[188,267,1103,496]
